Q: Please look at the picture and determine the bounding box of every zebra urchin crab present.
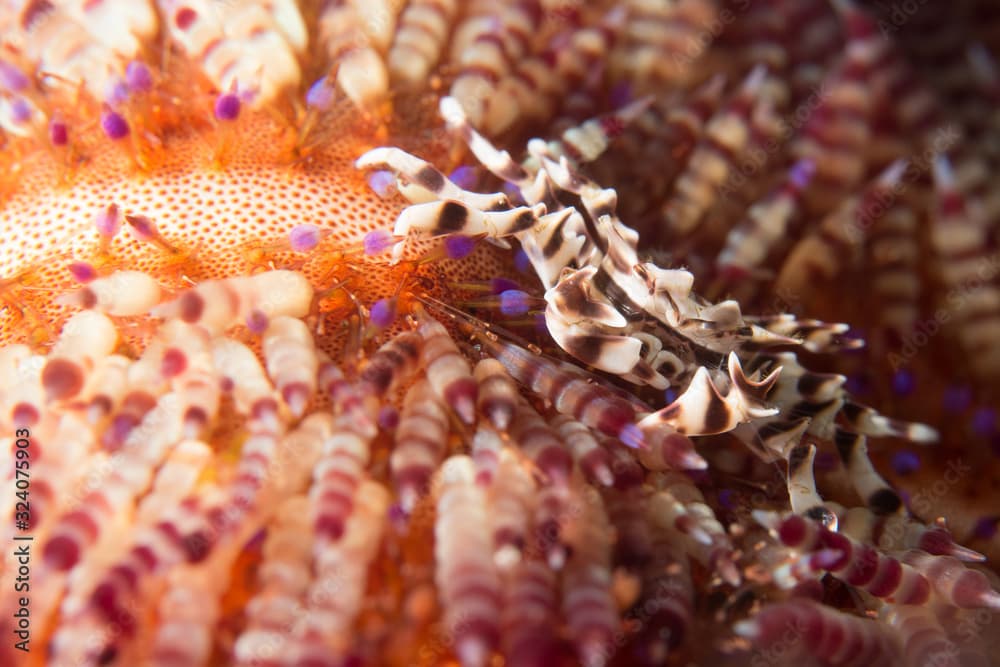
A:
[359,95,938,485]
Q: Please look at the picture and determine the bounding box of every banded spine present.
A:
[262,315,319,418]
[551,414,614,487]
[157,320,220,438]
[234,495,313,667]
[473,358,519,432]
[388,0,458,87]
[435,456,502,667]
[501,557,560,664]
[931,156,1000,378]
[158,0,304,105]
[418,316,478,424]
[391,379,450,511]
[735,598,903,664]
[151,270,313,335]
[293,480,389,658]
[57,269,162,316]
[562,485,616,667]
[488,448,536,570]
[649,473,739,585]
[836,505,985,562]
[900,551,1000,610]
[510,400,572,487]
[316,0,389,110]
[43,393,183,572]
[41,310,118,402]
[662,66,771,237]
[881,604,961,667]
[212,338,280,426]
[763,513,932,604]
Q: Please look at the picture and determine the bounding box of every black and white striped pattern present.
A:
[357,89,937,470]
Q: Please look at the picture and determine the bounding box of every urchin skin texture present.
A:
[0,99,517,353]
